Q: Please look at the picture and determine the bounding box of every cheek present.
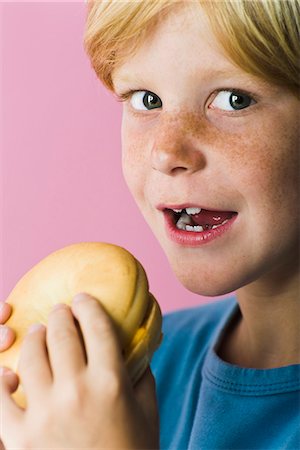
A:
[227,117,299,215]
[121,106,299,221]
[121,126,147,202]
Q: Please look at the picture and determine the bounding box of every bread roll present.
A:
[0,242,163,408]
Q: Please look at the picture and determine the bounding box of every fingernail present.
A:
[72,293,92,304]
[0,302,6,313]
[28,323,45,334]
[0,325,9,345]
[0,367,13,376]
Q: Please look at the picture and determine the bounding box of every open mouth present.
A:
[165,207,238,232]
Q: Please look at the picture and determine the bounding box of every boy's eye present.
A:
[121,88,255,113]
[210,90,255,111]
[130,91,162,111]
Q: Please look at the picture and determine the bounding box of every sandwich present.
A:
[0,242,163,408]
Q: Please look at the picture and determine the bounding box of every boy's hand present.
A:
[0,301,17,450]
[0,294,159,449]
[0,302,16,351]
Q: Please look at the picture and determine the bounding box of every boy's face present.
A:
[112,5,299,296]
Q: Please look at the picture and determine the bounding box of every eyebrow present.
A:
[113,68,278,99]
[113,73,148,89]
[114,67,252,87]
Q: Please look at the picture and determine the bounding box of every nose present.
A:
[151,121,206,176]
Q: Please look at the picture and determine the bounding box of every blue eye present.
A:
[210,90,255,111]
[130,91,162,111]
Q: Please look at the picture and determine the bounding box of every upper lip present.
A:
[156,203,237,212]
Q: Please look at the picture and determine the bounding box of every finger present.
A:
[46,304,87,382]
[18,324,52,406]
[134,366,159,437]
[0,302,12,324]
[134,366,158,415]
[0,368,24,440]
[71,293,124,375]
[0,325,16,352]
[0,368,19,393]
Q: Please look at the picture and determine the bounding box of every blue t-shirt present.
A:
[150,297,300,450]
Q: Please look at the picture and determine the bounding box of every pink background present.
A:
[1,2,232,313]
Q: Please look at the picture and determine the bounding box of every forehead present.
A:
[112,3,237,89]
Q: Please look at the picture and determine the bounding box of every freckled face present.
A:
[112,5,300,296]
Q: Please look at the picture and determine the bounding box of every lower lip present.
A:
[163,210,238,247]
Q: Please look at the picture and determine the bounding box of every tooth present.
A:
[176,213,193,228]
[173,209,183,213]
[185,207,201,215]
[185,225,204,232]
[176,217,188,230]
[176,222,186,230]
[186,225,195,231]
[221,219,229,225]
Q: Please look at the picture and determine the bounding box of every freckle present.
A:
[124,106,299,209]
[161,109,217,145]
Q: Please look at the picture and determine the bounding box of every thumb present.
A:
[134,366,159,426]
[0,368,23,441]
[0,368,19,393]
[134,366,157,402]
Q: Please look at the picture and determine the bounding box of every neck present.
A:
[219,260,300,369]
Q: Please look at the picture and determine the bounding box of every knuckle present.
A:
[90,309,115,336]
[34,410,51,431]
[90,316,111,336]
[16,437,30,450]
[28,411,59,444]
[47,307,76,341]
[61,381,87,410]
[100,370,124,399]
[18,354,33,374]
[18,342,39,372]
[49,324,76,344]
[76,299,115,334]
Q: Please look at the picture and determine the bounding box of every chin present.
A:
[169,260,240,297]
[180,278,235,297]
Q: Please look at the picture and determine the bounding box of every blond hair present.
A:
[83,0,300,95]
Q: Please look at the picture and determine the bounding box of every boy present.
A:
[0,1,299,448]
